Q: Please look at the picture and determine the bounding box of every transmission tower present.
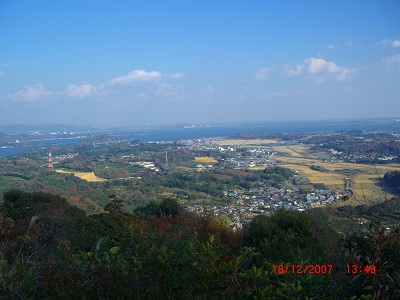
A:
[48,149,53,170]
[165,151,169,170]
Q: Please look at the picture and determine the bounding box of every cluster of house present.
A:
[129,161,159,172]
[305,190,347,207]
[186,182,346,231]
[180,138,277,169]
[178,138,218,152]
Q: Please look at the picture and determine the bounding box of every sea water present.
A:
[1,120,399,157]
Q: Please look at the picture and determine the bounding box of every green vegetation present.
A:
[1,132,400,298]
[134,197,186,219]
[308,132,400,164]
[1,190,399,299]
[243,209,329,262]
[2,141,290,212]
[310,165,327,172]
[384,171,400,195]
[313,183,329,190]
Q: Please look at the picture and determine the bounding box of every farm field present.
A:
[270,145,306,158]
[280,164,345,187]
[55,169,106,182]
[214,139,278,146]
[350,173,389,203]
[194,156,218,163]
[272,144,400,202]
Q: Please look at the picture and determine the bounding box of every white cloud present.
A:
[154,83,176,97]
[383,54,400,72]
[11,84,52,102]
[108,70,161,85]
[252,68,271,81]
[384,54,400,63]
[380,38,400,49]
[204,86,214,93]
[63,69,168,98]
[10,69,182,101]
[285,57,354,81]
[285,63,304,77]
[169,73,184,79]
[65,84,98,97]
[259,91,302,98]
[326,44,339,50]
[0,63,8,78]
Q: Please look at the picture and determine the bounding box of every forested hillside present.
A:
[384,171,400,196]
[1,191,399,299]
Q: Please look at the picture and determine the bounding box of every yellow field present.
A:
[270,146,303,157]
[194,156,218,163]
[277,157,316,164]
[249,166,268,170]
[353,174,380,184]
[352,189,374,197]
[55,169,106,182]
[276,143,400,201]
[214,139,278,146]
[281,161,394,201]
[280,164,345,187]
[350,173,389,201]
[277,152,400,175]
[317,162,400,174]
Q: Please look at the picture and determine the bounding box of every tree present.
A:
[158,197,183,217]
[243,209,326,262]
[104,194,124,213]
[134,197,184,219]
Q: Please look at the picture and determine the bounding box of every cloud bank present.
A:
[65,84,99,97]
[11,84,52,102]
[108,70,161,85]
[383,54,400,72]
[285,57,355,81]
[10,69,181,101]
[380,38,400,49]
[252,68,271,81]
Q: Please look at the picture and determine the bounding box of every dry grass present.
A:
[55,169,106,182]
[277,155,400,174]
[271,146,303,157]
[275,156,317,164]
[249,166,268,170]
[277,147,400,201]
[280,164,345,187]
[194,156,218,163]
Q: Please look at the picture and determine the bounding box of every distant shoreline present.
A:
[1,120,399,158]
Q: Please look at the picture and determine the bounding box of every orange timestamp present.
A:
[272,264,333,275]
[346,264,376,274]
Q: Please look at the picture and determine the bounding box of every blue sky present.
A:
[1,1,399,127]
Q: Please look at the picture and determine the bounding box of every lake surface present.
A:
[1,121,399,157]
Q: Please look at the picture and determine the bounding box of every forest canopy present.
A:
[1,190,399,299]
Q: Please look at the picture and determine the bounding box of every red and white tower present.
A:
[48,149,53,170]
